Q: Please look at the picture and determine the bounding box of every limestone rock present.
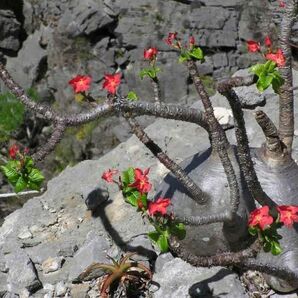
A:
[0,10,21,52]
[153,258,248,298]
[5,249,41,294]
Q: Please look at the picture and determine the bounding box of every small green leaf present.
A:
[1,165,19,183]
[24,157,34,169]
[248,227,258,236]
[139,193,148,209]
[27,181,40,191]
[15,176,27,193]
[139,67,160,80]
[271,241,282,255]
[157,233,169,253]
[263,241,271,253]
[147,230,160,242]
[250,63,265,77]
[121,167,135,186]
[28,168,44,185]
[127,91,138,101]
[178,52,190,63]
[170,222,186,240]
[75,93,85,102]
[189,47,204,60]
[125,190,140,207]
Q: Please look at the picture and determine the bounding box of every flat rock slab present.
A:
[152,258,248,298]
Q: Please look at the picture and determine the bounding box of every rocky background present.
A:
[0,0,295,181]
[0,0,298,296]
[1,73,298,296]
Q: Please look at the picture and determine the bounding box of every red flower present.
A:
[165,32,178,46]
[265,48,285,67]
[189,36,195,46]
[248,206,273,230]
[102,73,121,94]
[69,75,92,93]
[144,47,158,60]
[264,35,272,48]
[279,0,286,8]
[9,144,19,159]
[102,169,119,183]
[129,168,152,194]
[277,205,298,227]
[247,40,261,53]
[148,198,171,216]
[23,147,30,155]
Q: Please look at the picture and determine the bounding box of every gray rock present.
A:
[212,53,228,69]
[5,249,41,294]
[0,271,7,297]
[55,281,68,297]
[0,10,21,52]
[5,29,47,89]
[213,106,234,129]
[233,85,266,109]
[154,253,174,273]
[58,0,115,37]
[126,234,157,262]
[70,283,90,298]
[41,256,64,274]
[68,233,110,281]
[153,258,248,297]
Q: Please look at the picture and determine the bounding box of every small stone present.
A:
[213,106,234,129]
[19,289,30,298]
[42,257,64,274]
[154,252,174,273]
[18,229,33,240]
[55,281,67,297]
[70,284,90,298]
[5,249,41,294]
[43,283,55,292]
[49,208,57,213]
[29,225,44,233]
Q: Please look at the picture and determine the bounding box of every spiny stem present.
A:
[169,236,260,266]
[217,83,274,208]
[32,122,66,161]
[278,0,297,153]
[119,100,209,131]
[187,60,240,219]
[175,211,231,226]
[151,78,162,103]
[255,110,284,157]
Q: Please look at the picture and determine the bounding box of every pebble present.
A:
[42,257,64,274]
[55,281,68,296]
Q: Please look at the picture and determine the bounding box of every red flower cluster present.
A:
[264,35,272,48]
[102,73,121,94]
[279,0,286,8]
[102,169,119,183]
[144,47,158,60]
[277,205,298,227]
[69,75,92,93]
[189,36,195,46]
[165,32,178,46]
[148,198,171,216]
[248,206,273,230]
[249,205,298,230]
[129,168,152,194]
[265,48,285,67]
[247,40,261,53]
[9,144,20,159]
